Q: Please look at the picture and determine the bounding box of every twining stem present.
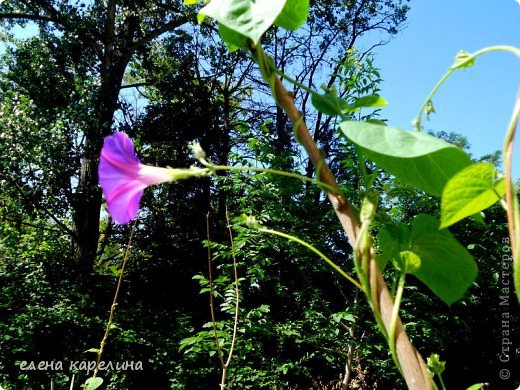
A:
[413,70,453,131]
[258,227,363,291]
[503,92,520,302]
[437,372,447,390]
[203,165,339,194]
[93,218,138,378]
[389,272,406,375]
[245,40,431,388]
[415,45,520,131]
[273,67,318,98]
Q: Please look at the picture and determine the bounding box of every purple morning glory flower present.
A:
[98,132,173,224]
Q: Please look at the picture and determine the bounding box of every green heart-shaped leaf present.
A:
[378,215,477,305]
[199,0,287,45]
[411,215,477,305]
[440,162,505,228]
[340,121,472,196]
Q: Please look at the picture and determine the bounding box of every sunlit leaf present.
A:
[274,0,309,30]
[351,94,388,110]
[411,215,477,305]
[441,162,505,228]
[340,121,472,196]
[199,0,287,44]
[311,92,350,116]
[84,377,103,390]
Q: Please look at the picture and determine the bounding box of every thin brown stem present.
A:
[206,213,225,368]
[206,210,241,390]
[221,207,241,389]
[93,218,138,378]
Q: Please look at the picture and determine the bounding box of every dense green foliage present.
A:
[0,0,519,389]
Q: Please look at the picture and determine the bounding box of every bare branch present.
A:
[130,17,189,51]
[0,12,61,23]
[10,180,75,238]
[119,82,150,90]
[1,216,65,234]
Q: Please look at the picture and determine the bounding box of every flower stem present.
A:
[389,271,406,375]
[209,165,340,194]
[258,227,363,291]
[93,218,138,378]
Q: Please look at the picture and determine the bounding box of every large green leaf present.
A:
[412,215,477,305]
[199,0,287,45]
[274,0,309,30]
[340,121,472,196]
[378,215,477,305]
[440,162,505,228]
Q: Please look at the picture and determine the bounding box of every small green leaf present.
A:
[340,121,472,196]
[451,50,475,70]
[440,162,505,228]
[331,311,355,323]
[470,212,485,225]
[426,353,446,375]
[311,92,350,116]
[199,0,287,45]
[83,377,103,390]
[84,348,100,354]
[274,0,309,30]
[399,251,421,274]
[466,384,485,390]
[351,95,388,110]
[425,100,435,119]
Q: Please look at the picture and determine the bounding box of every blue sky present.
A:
[370,0,520,167]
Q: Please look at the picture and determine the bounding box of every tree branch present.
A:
[130,17,189,51]
[0,12,61,23]
[1,216,65,234]
[119,82,150,90]
[10,180,75,238]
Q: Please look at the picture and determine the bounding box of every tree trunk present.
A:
[72,143,102,274]
[72,56,128,274]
